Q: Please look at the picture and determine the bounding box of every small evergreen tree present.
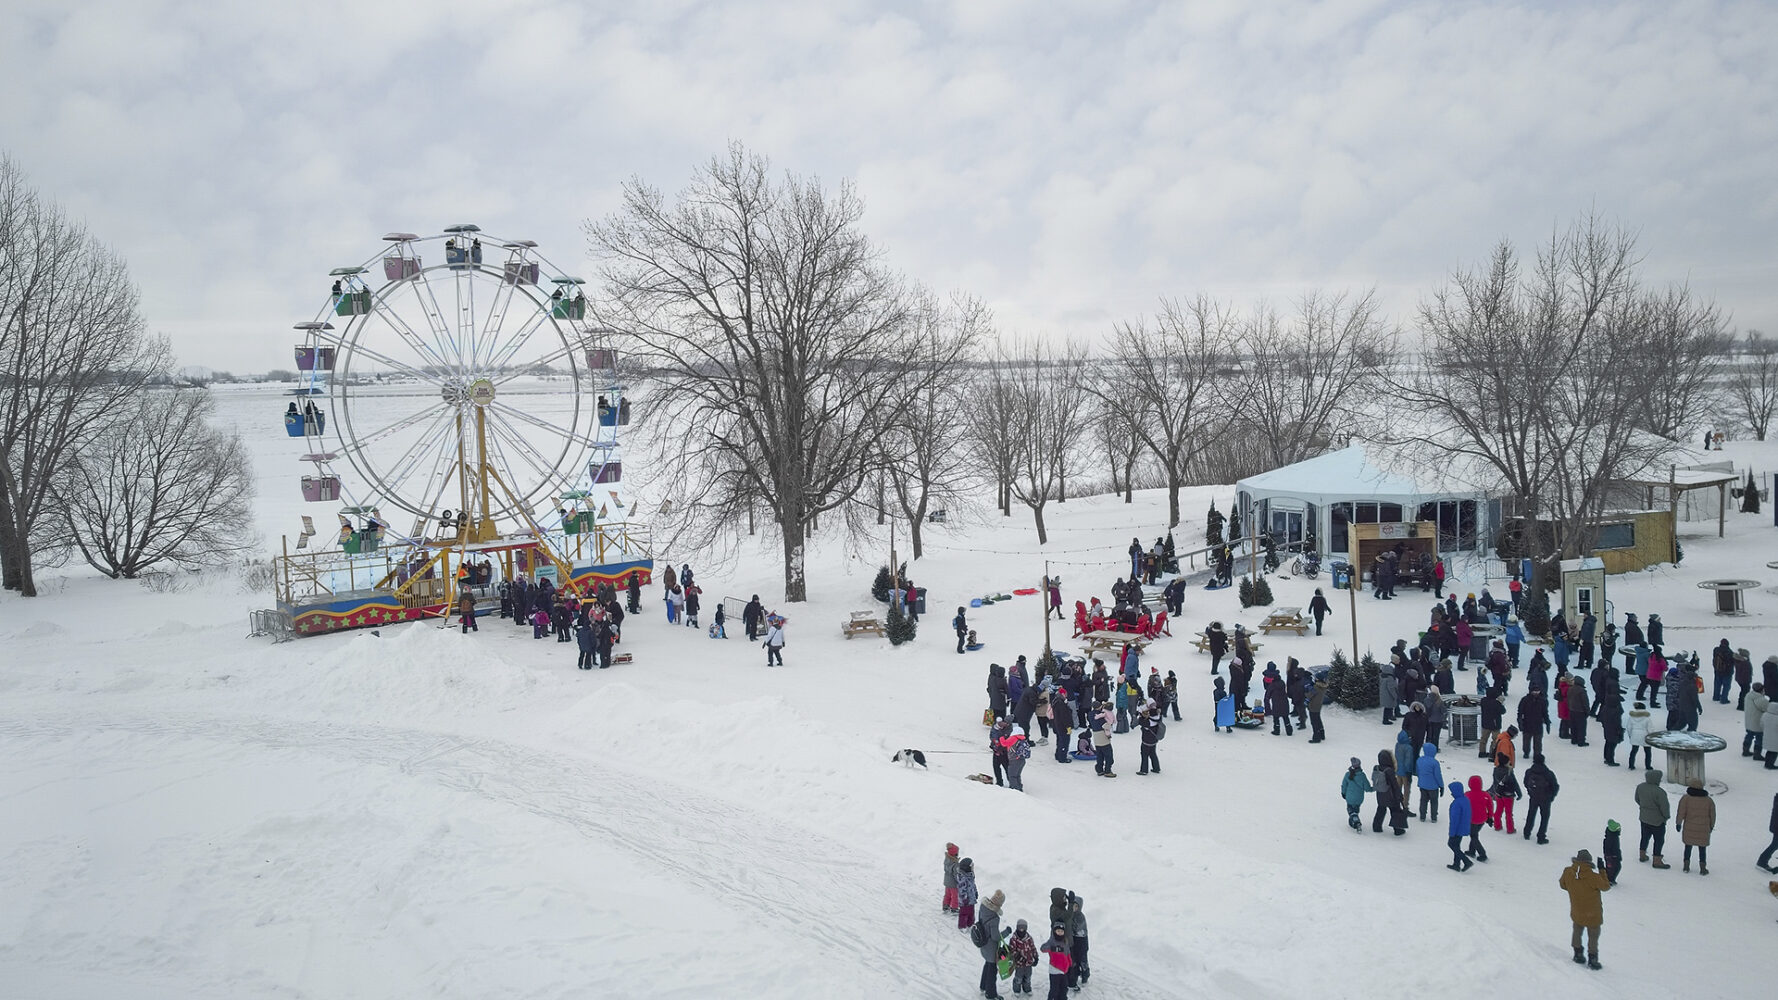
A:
[1238,576,1256,608]
[885,599,916,645]
[1229,507,1242,540]
[1520,586,1551,638]
[871,562,907,602]
[1252,576,1274,607]
[1034,646,1059,686]
[1205,502,1225,547]
[1261,534,1279,572]
[1743,471,1761,513]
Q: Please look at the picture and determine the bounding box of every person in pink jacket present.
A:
[1465,774,1495,862]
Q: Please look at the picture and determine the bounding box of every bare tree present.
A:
[1631,284,1730,440]
[0,154,167,595]
[965,361,1021,517]
[584,145,973,601]
[56,389,255,578]
[882,295,987,558]
[1393,215,1692,590]
[994,344,1086,544]
[1092,297,1231,527]
[1729,331,1778,440]
[1089,388,1146,503]
[1222,289,1396,469]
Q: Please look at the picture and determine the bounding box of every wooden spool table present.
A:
[1644,730,1728,789]
[1696,579,1759,616]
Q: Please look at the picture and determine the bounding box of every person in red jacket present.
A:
[1465,774,1494,862]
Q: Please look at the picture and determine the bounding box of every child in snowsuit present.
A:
[531,608,550,639]
[1490,762,1521,834]
[941,843,959,913]
[1342,756,1373,832]
[1165,670,1181,720]
[955,857,978,931]
[1465,775,1494,861]
[709,603,727,638]
[1601,820,1623,884]
[1007,918,1038,995]
[1446,780,1474,871]
[1040,925,1071,1000]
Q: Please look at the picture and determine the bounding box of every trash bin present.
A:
[1329,560,1352,590]
[913,587,927,616]
[1470,624,1504,660]
[1447,703,1481,746]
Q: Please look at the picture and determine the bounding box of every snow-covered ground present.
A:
[4,388,1776,998]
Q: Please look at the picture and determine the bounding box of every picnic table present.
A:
[1259,606,1309,636]
[1080,629,1151,658]
[1191,630,1263,654]
[842,610,886,639]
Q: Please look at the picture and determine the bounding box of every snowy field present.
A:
[3,385,1777,999]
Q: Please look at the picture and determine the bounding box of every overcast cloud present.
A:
[2,0,1773,372]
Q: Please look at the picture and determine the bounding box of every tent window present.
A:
[1379,503,1403,522]
[1330,503,1352,552]
[1355,502,1378,524]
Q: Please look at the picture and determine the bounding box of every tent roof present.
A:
[1237,443,1486,507]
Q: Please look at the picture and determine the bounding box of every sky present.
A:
[1,0,1773,373]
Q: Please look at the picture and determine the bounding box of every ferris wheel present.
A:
[288,225,624,543]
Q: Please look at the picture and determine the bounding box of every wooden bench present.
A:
[843,610,886,639]
[1192,631,1263,654]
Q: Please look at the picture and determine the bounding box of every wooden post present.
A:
[1348,569,1359,664]
[1042,560,1052,656]
[1718,481,1726,538]
[1669,467,1680,565]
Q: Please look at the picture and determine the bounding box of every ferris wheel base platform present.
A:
[278,557,653,637]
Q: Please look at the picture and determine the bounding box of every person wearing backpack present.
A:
[1523,753,1559,845]
[1136,704,1164,775]
[1341,756,1374,832]
[953,606,968,655]
[972,890,1009,1000]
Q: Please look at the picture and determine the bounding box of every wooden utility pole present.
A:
[1042,560,1053,657]
[1349,569,1360,664]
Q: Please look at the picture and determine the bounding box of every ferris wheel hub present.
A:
[439,377,498,408]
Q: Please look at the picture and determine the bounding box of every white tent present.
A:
[1235,443,1500,558]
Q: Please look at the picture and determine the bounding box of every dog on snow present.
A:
[892,749,928,769]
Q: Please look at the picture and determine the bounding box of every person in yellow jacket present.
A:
[1560,849,1612,970]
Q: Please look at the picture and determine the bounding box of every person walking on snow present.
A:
[1136,705,1163,775]
[1635,769,1672,868]
[1523,754,1559,844]
[1308,588,1331,635]
[1560,849,1611,970]
[1490,761,1522,834]
[1674,778,1715,874]
[1446,780,1474,871]
[1342,756,1374,832]
[1465,775,1494,861]
[1417,744,1444,822]
[762,616,785,666]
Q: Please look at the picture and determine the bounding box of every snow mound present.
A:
[258,624,545,722]
[9,620,62,639]
[149,621,199,637]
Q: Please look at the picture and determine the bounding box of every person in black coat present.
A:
[1403,702,1429,756]
[1014,683,1040,735]
[1518,688,1548,758]
[1756,791,1778,873]
[1206,622,1229,675]
[591,616,615,668]
[1307,588,1331,635]
[1265,676,1293,736]
[1479,693,1506,760]
[1647,613,1663,648]
[987,664,1009,720]
[953,607,969,655]
[1522,753,1559,844]
[1598,684,1625,765]
[743,595,764,641]
[574,614,596,669]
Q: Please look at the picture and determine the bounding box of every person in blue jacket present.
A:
[1504,617,1525,668]
[1417,743,1445,822]
[1395,728,1418,806]
[1446,781,1475,871]
[1341,757,1373,832]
